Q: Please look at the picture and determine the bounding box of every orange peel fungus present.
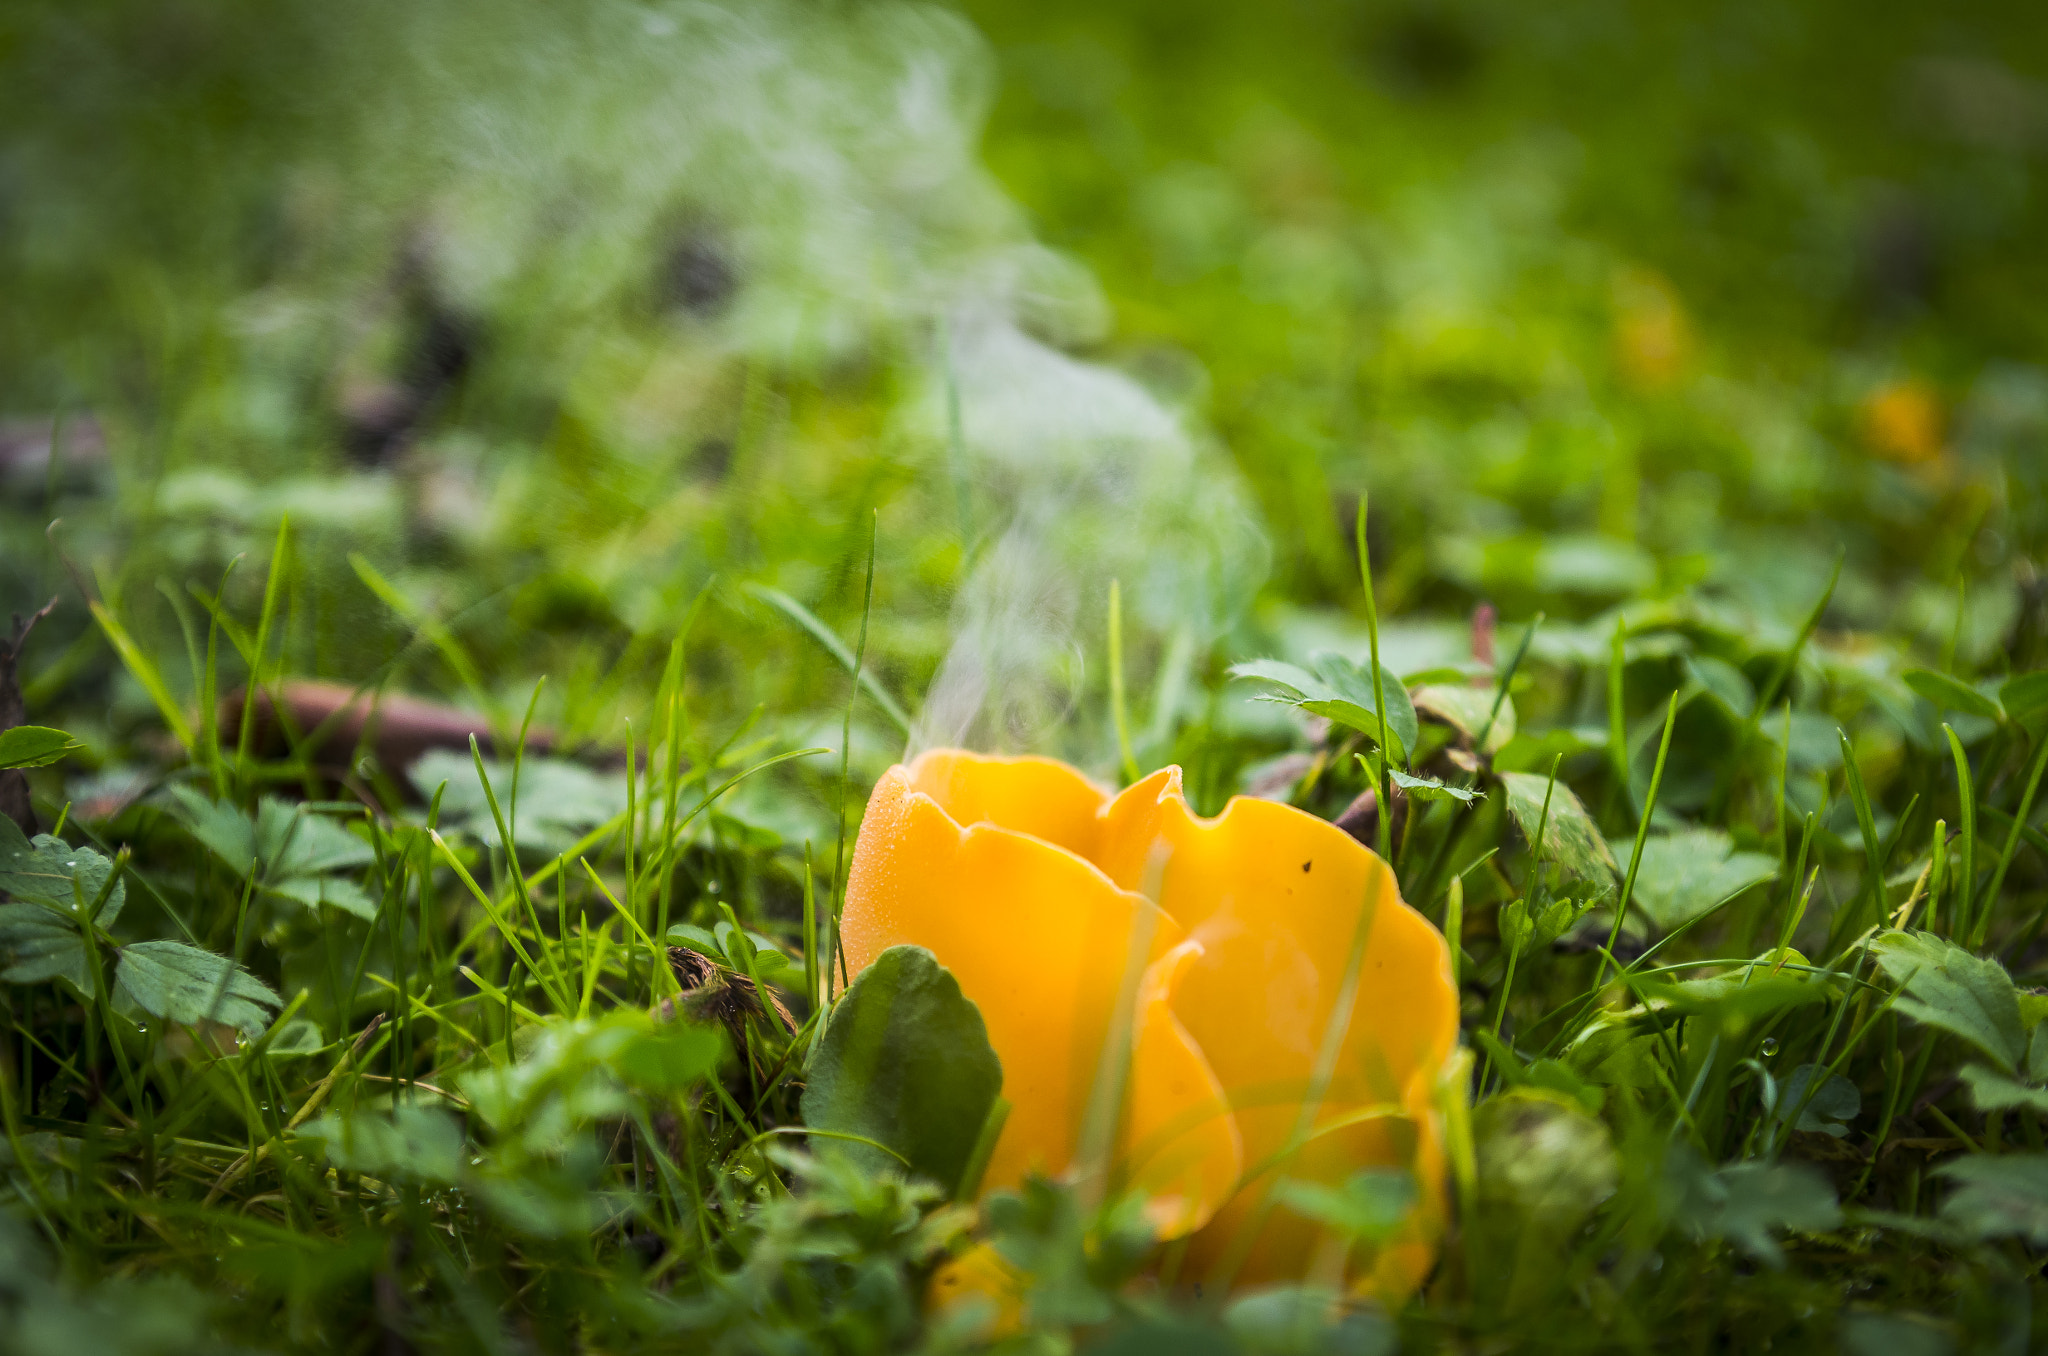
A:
[839,749,1460,1302]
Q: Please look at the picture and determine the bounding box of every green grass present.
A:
[3,0,2048,1350]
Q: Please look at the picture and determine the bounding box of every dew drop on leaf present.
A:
[1760,1038,1779,1056]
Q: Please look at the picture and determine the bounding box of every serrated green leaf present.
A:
[267,873,379,921]
[1870,930,2026,1073]
[1935,1153,2048,1245]
[114,940,281,1036]
[298,1105,464,1184]
[1536,896,1593,946]
[1902,667,2002,721]
[1959,1063,2048,1116]
[161,785,259,871]
[802,945,1002,1191]
[1498,771,1618,885]
[0,816,125,928]
[0,726,80,770]
[255,800,374,878]
[164,789,376,916]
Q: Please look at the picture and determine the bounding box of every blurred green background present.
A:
[5,0,2047,802]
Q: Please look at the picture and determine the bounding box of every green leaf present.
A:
[1410,684,1516,753]
[1628,971,1828,1044]
[298,1105,464,1184]
[1618,829,1779,932]
[163,789,375,916]
[1229,657,1416,760]
[1272,1168,1415,1243]
[255,800,374,878]
[1358,753,1483,804]
[264,1017,328,1057]
[0,903,86,990]
[665,923,726,962]
[0,726,80,770]
[161,785,259,870]
[801,945,1002,1191]
[114,940,281,1036]
[411,751,630,853]
[1563,1019,1663,1089]
[1902,667,2002,722]
[1498,895,1593,954]
[1959,1063,2048,1116]
[1870,930,2026,1074]
[266,873,378,921]
[1685,655,1755,719]
[1492,723,1608,774]
[1934,1154,2048,1245]
[0,817,125,927]
[1498,899,1534,954]
[1771,1063,1859,1138]
[1674,1156,1841,1266]
[1498,771,1618,886]
[1309,653,1418,757]
[2000,671,2048,732]
[1522,1059,1606,1115]
[612,1021,725,1092]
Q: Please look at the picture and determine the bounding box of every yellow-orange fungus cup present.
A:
[839,749,1460,1304]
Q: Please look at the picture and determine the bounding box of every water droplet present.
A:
[1760,1038,1779,1057]
[470,1156,483,1167]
